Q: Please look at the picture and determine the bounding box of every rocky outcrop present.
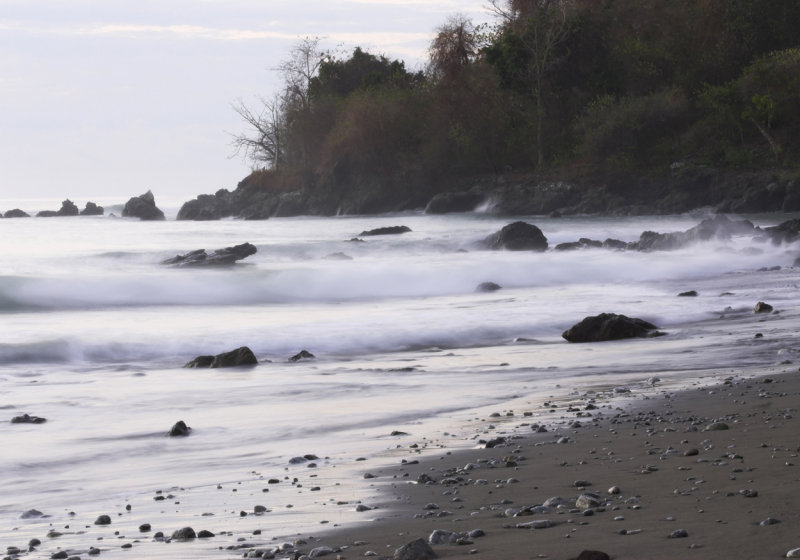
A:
[184,346,258,368]
[483,221,548,251]
[562,313,660,343]
[487,181,581,215]
[80,202,104,216]
[162,243,257,267]
[359,226,411,236]
[764,218,800,244]
[168,420,191,436]
[631,214,756,251]
[36,199,79,217]
[4,208,30,218]
[177,189,233,220]
[425,191,485,214]
[122,190,165,221]
[289,350,315,362]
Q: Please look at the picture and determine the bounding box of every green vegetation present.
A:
[232,0,800,205]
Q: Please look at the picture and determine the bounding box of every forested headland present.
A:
[180,0,800,219]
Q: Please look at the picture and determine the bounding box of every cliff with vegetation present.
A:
[180,0,800,219]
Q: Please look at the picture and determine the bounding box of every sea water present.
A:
[1,201,799,557]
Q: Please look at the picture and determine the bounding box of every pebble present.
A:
[94,514,111,525]
[668,529,689,538]
[787,548,800,558]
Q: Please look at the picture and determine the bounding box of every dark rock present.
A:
[197,530,215,538]
[171,527,196,540]
[177,190,233,220]
[425,192,485,214]
[359,226,411,236]
[668,529,689,538]
[161,242,257,267]
[168,420,191,437]
[21,509,45,519]
[94,514,112,525]
[122,190,166,221]
[184,346,257,368]
[289,350,315,362]
[483,221,548,251]
[4,208,30,218]
[36,199,79,218]
[555,242,584,251]
[488,181,580,215]
[754,301,773,313]
[603,238,628,250]
[633,214,755,251]
[139,523,151,532]
[705,421,729,431]
[11,413,47,424]
[51,551,69,559]
[393,537,437,560]
[476,282,502,292]
[573,551,611,560]
[678,290,698,297]
[80,202,104,216]
[562,313,659,343]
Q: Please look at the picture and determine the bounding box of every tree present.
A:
[230,93,286,170]
[487,0,574,169]
[428,15,480,83]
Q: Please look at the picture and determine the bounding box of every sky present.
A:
[0,0,491,205]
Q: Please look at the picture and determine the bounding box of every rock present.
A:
[80,202,104,216]
[36,199,80,217]
[476,282,502,293]
[289,350,315,362]
[428,529,458,545]
[171,527,196,540]
[483,221,548,251]
[603,238,628,250]
[668,529,688,538]
[51,551,69,559]
[162,242,257,267]
[562,313,659,343]
[786,548,800,558]
[4,208,30,218]
[760,517,781,526]
[543,496,569,508]
[516,519,555,529]
[704,422,729,431]
[425,192,485,214]
[11,413,47,424]
[359,226,412,236]
[754,301,773,313]
[739,488,758,498]
[574,479,592,487]
[21,509,45,519]
[168,420,191,437]
[94,514,111,525]
[683,448,699,456]
[765,218,800,244]
[393,538,437,560]
[309,546,335,558]
[139,523,151,532]
[574,551,611,560]
[555,241,584,251]
[678,290,698,297]
[122,190,166,221]
[575,493,602,509]
[177,190,233,220]
[184,346,258,368]
[633,214,755,251]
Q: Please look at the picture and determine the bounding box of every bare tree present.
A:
[488,0,573,168]
[428,15,480,82]
[230,93,287,169]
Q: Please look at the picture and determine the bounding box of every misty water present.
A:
[2,201,799,557]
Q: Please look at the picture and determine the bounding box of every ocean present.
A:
[1,199,798,558]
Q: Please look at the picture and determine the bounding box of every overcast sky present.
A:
[0,0,491,205]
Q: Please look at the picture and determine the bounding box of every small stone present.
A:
[51,552,68,559]
[139,523,151,532]
[704,422,729,431]
[754,301,773,313]
[760,517,781,526]
[168,420,191,437]
[516,519,555,529]
[575,552,611,560]
[739,489,758,498]
[197,530,215,538]
[94,514,112,525]
[575,493,601,509]
[574,480,592,487]
[668,529,688,538]
[608,486,621,495]
[683,448,699,456]
[393,537,437,560]
[171,527,196,540]
[428,529,458,544]
[309,546,335,558]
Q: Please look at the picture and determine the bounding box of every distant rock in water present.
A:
[359,225,411,236]
[80,201,104,216]
[4,208,30,218]
[289,350,315,362]
[11,413,47,424]
[476,281,502,292]
[36,199,80,218]
[562,313,660,343]
[177,189,233,221]
[632,214,755,251]
[678,290,698,297]
[424,191,485,214]
[184,346,258,368]
[162,242,257,267]
[122,190,166,221]
[168,420,191,437]
[765,218,800,244]
[484,221,548,251]
[753,301,773,313]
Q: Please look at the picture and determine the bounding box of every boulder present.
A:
[483,221,548,251]
[393,537,437,560]
[359,226,411,236]
[4,208,30,218]
[753,301,773,313]
[177,190,233,221]
[289,350,315,362]
[425,192,485,214]
[162,243,257,267]
[122,190,166,221]
[562,313,659,343]
[184,346,258,368]
[633,215,756,251]
[476,282,502,292]
[80,201,104,216]
[168,420,191,437]
[171,527,196,540]
[36,199,80,217]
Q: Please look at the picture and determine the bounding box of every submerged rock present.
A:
[80,201,104,216]
[122,190,166,221]
[476,281,502,292]
[483,221,548,251]
[184,346,258,368]
[162,242,257,267]
[11,413,47,424]
[169,420,191,437]
[754,301,773,313]
[562,313,660,343]
[4,208,30,218]
[36,199,80,218]
[289,350,315,362]
[359,225,411,236]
